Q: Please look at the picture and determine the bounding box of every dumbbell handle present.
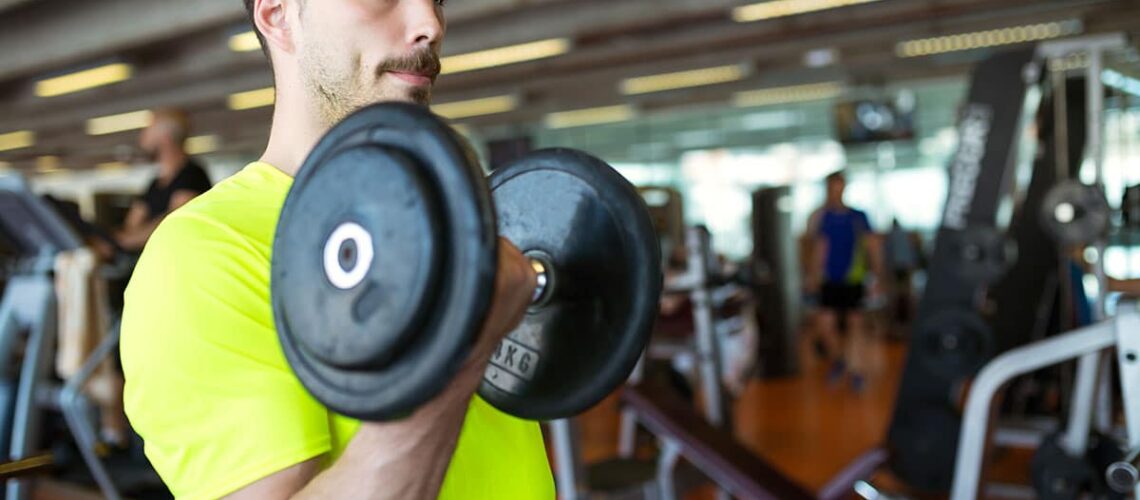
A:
[1107,447,1140,493]
[530,258,550,304]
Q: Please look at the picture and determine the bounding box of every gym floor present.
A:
[574,330,905,495]
[571,327,1042,499]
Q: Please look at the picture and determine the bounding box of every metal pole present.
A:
[1087,48,1108,321]
[687,227,727,427]
[549,419,582,500]
[1063,351,1100,456]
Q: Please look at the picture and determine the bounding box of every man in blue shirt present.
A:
[806,171,883,391]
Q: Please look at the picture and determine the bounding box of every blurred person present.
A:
[1066,246,1140,328]
[884,218,923,337]
[113,108,211,253]
[805,171,884,392]
[119,1,550,499]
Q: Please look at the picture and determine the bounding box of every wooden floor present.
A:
[575,331,908,494]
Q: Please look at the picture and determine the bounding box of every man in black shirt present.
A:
[113,108,212,253]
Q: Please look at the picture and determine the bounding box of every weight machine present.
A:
[0,174,153,500]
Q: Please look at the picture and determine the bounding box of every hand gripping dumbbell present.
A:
[271,102,663,421]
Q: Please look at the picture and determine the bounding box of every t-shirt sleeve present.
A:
[120,212,330,500]
[172,163,213,195]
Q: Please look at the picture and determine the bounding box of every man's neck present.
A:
[825,200,847,211]
[260,86,327,178]
[158,148,188,180]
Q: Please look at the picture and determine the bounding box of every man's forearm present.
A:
[292,373,474,499]
[867,235,886,281]
[117,219,162,251]
[1109,277,1140,297]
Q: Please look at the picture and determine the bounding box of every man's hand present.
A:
[449,238,537,395]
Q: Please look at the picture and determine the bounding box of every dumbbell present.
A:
[271,102,663,421]
[1040,179,1110,245]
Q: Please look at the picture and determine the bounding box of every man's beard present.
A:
[302,47,441,127]
[139,145,159,164]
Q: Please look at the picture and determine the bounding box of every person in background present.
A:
[1067,246,1140,328]
[884,218,923,338]
[805,171,884,392]
[113,108,212,253]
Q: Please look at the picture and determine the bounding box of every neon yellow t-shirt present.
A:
[121,162,553,499]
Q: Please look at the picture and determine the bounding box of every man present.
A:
[115,108,212,253]
[805,171,883,392]
[120,1,551,499]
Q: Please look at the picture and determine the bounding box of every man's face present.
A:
[138,121,164,161]
[826,178,845,204]
[294,0,445,127]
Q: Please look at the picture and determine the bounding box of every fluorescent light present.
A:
[36,156,61,172]
[896,20,1081,58]
[432,95,518,119]
[229,87,276,110]
[441,38,571,75]
[1049,53,1088,72]
[229,31,261,53]
[0,130,34,152]
[185,135,220,155]
[96,161,131,170]
[545,105,635,129]
[733,82,843,107]
[733,0,882,23]
[87,110,153,136]
[36,63,133,98]
[620,64,746,95]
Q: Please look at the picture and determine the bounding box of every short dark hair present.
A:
[826,171,846,184]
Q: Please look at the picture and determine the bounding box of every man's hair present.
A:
[152,108,191,145]
[826,171,846,184]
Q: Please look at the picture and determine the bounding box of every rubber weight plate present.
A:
[913,308,995,383]
[273,102,498,420]
[1041,180,1110,245]
[1030,431,1124,500]
[950,225,1015,285]
[481,149,663,420]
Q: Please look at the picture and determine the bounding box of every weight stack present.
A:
[751,186,801,377]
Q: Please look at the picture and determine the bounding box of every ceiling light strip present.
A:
[896,20,1082,58]
[86,110,153,136]
[229,31,261,53]
[546,105,636,129]
[36,63,133,98]
[0,130,35,152]
[229,87,276,110]
[733,82,843,107]
[621,64,746,95]
[185,135,221,155]
[432,95,518,119]
[733,0,883,23]
[441,38,572,75]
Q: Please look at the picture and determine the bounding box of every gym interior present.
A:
[1,0,1140,499]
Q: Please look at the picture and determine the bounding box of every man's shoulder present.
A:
[155,165,287,254]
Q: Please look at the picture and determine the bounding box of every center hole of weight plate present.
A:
[963,244,982,262]
[1055,202,1075,224]
[339,239,358,271]
[323,222,374,290]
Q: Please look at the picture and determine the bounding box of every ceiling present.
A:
[0,0,1137,171]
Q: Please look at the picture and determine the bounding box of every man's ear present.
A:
[252,0,296,56]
